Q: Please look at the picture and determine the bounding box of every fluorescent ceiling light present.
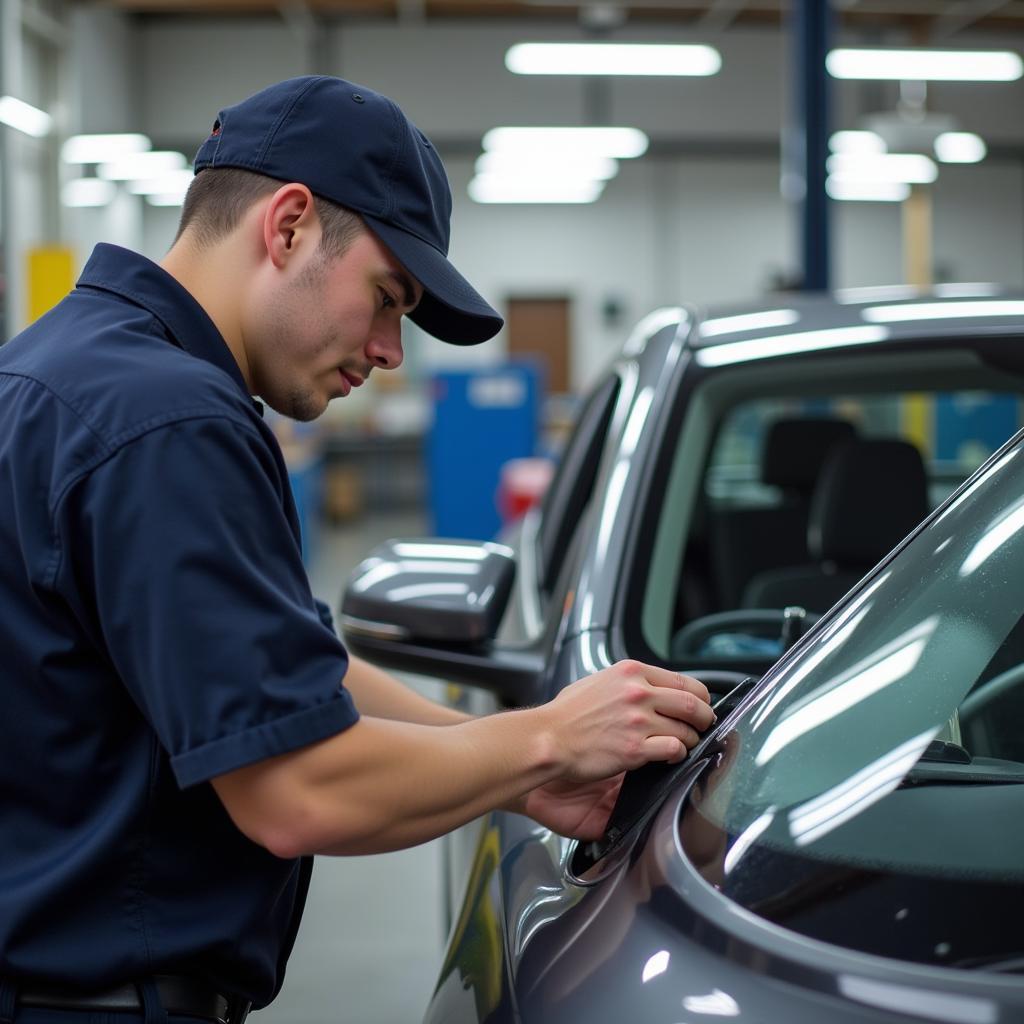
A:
[506,42,721,77]
[827,48,1023,82]
[700,309,800,338]
[475,150,619,180]
[862,300,1024,323]
[934,131,986,163]
[468,175,604,204]
[826,177,910,202]
[128,169,194,197]
[827,152,937,184]
[483,126,648,159]
[61,178,116,208]
[696,325,890,367]
[145,194,188,207]
[0,95,52,137]
[99,150,186,181]
[62,133,150,164]
[829,130,886,154]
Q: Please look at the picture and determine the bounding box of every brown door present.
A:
[506,296,571,395]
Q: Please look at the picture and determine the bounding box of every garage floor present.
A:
[254,511,449,1023]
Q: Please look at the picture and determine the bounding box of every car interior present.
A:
[633,347,1024,684]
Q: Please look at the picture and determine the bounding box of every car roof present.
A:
[685,286,1024,368]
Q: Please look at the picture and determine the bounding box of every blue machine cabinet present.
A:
[428,363,542,539]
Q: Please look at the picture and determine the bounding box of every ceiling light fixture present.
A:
[0,95,52,138]
[62,133,150,164]
[61,178,116,208]
[826,178,910,202]
[475,150,619,181]
[145,193,190,207]
[826,152,938,184]
[829,130,886,154]
[827,48,1023,82]
[934,131,987,163]
[506,42,721,77]
[99,151,187,181]
[127,169,194,197]
[468,176,604,204]
[483,126,649,159]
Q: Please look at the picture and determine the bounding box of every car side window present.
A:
[636,364,1024,674]
[536,375,620,594]
[694,390,1020,618]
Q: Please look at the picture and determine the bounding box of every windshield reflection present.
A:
[681,432,1024,968]
[717,432,1024,826]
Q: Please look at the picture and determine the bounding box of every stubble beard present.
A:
[265,252,336,422]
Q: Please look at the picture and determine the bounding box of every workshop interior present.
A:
[3,1,1024,1021]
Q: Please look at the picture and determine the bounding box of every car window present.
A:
[536,374,620,594]
[635,347,1024,668]
[707,392,1019,512]
[678,432,1024,967]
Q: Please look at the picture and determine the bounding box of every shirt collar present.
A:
[76,243,261,412]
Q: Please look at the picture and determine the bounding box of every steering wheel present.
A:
[671,607,820,660]
[959,663,1024,728]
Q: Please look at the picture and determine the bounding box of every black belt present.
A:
[16,975,250,1023]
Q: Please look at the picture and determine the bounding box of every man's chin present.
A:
[261,389,326,422]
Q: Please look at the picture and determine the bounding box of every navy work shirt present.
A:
[0,244,359,1006]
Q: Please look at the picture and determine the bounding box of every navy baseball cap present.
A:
[193,76,502,345]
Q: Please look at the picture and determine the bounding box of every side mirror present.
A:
[339,538,543,703]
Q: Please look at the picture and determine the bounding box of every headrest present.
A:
[809,439,929,566]
[761,418,858,492]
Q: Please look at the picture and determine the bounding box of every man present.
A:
[0,77,714,1022]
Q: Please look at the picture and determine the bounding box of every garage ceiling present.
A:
[73,0,1024,35]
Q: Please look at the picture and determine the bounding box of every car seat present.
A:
[708,417,857,608]
[741,437,929,614]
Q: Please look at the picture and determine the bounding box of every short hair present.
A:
[175,167,364,258]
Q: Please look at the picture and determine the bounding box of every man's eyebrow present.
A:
[387,270,418,310]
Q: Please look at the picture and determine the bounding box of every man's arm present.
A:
[342,656,621,835]
[211,660,713,858]
[341,657,615,834]
[342,655,471,726]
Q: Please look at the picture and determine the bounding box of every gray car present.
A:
[341,289,1024,1023]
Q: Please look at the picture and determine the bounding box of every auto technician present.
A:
[0,77,715,1023]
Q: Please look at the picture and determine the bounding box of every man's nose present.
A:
[367,321,404,371]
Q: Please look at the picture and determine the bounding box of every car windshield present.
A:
[680,430,1024,968]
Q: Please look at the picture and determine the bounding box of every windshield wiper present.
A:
[947,952,1024,974]
[900,740,1024,786]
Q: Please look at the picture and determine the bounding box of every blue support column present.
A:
[793,0,833,291]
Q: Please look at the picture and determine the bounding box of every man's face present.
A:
[248,228,422,422]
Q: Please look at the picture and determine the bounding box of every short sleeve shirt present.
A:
[0,244,359,1006]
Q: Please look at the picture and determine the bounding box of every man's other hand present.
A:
[519,773,625,840]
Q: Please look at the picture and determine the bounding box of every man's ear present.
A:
[262,183,318,270]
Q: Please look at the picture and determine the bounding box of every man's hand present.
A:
[534,661,716,784]
[518,774,625,841]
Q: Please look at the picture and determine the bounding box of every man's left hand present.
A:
[519,774,625,840]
